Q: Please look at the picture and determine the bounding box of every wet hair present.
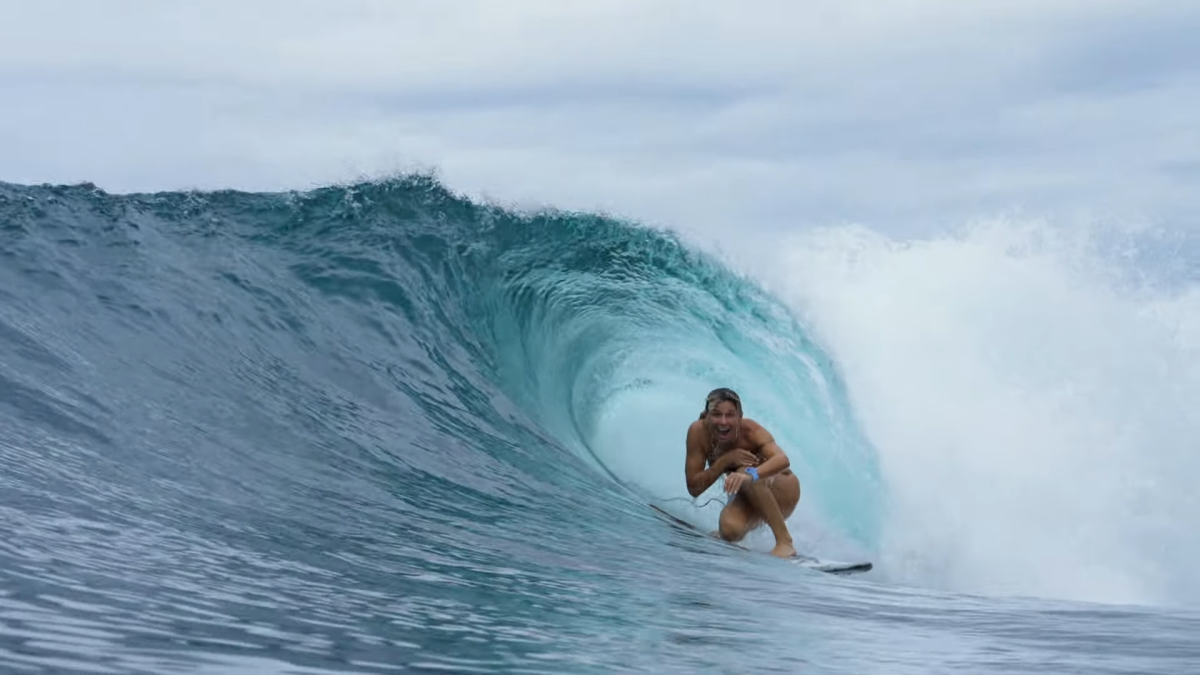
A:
[699,387,742,420]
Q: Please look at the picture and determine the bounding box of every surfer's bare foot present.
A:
[770,542,797,558]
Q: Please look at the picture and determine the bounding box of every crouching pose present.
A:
[684,387,800,558]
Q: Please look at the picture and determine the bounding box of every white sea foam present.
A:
[761,217,1200,606]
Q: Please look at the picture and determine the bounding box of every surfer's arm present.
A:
[684,422,727,497]
[748,424,790,479]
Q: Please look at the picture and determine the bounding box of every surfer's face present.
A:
[707,401,740,443]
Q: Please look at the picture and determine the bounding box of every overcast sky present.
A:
[3,0,1199,251]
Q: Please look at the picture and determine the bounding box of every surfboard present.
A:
[791,555,873,575]
[649,504,873,576]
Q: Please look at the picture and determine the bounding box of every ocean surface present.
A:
[1,175,1197,674]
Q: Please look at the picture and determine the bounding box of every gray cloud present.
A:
[2,0,1198,251]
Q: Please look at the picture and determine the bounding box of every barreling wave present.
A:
[0,172,880,592]
[6,173,1200,673]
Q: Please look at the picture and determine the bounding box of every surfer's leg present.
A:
[741,471,800,558]
[717,499,760,543]
[768,470,801,519]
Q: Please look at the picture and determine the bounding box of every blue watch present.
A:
[746,467,759,481]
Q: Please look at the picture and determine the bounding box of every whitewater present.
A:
[0,175,1196,674]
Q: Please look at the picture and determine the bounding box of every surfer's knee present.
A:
[718,518,747,542]
[743,476,773,498]
[718,505,755,542]
[769,472,801,515]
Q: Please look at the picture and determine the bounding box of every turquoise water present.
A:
[0,176,1196,673]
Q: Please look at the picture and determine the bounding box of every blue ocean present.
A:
[1,175,1197,673]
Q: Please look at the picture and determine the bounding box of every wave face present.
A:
[1,176,904,673]
[3,176,1198,673]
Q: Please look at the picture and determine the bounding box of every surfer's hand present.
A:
[719,449,757,472]
[724,469,754,494]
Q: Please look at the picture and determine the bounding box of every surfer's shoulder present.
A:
[740,418,774,446]
[686,418,707,446]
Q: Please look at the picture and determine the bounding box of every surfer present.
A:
[684,387,800,558]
